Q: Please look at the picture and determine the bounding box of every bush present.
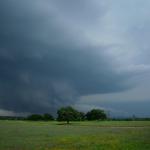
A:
[27,114,43,121]
[43,113,54,121]
[86,109,107,120]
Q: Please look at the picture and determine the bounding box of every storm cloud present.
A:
[0,0,150,116]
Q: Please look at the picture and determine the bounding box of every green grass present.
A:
[0,120,150,150]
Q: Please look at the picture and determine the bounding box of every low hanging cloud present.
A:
[0,0,149,115]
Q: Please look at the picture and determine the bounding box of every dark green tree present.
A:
[78,112,85,121]
[86,109,107,120]
[43,113,54,121]
[57,106,80,124]
[27,114,43,121]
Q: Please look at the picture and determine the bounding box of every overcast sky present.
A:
[0,0,150,117]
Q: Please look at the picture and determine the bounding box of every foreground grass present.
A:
[0,121,150,150]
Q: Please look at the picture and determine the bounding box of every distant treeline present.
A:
[0,106,150,122]
[0,106,107,122]
[110,118,150,121]
[0,116,150,121]
[0,116,25,120]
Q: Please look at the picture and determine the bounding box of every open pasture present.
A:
[0,120,150,150]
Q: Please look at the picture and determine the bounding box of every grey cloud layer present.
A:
[0,0,148,114]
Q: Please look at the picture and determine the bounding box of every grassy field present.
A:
[0,120,150,150]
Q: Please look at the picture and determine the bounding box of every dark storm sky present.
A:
[0,0,150,117]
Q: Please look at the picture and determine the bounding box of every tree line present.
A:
[27,106,107,123]
[1,106,150,122]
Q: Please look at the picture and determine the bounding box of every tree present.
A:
[57,106,80,124]
[86,109,107,120]
[43,113,54,121]
[27,114,43,121]
[78,112,85,121]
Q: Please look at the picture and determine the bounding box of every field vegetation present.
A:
[0,120,150,150]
